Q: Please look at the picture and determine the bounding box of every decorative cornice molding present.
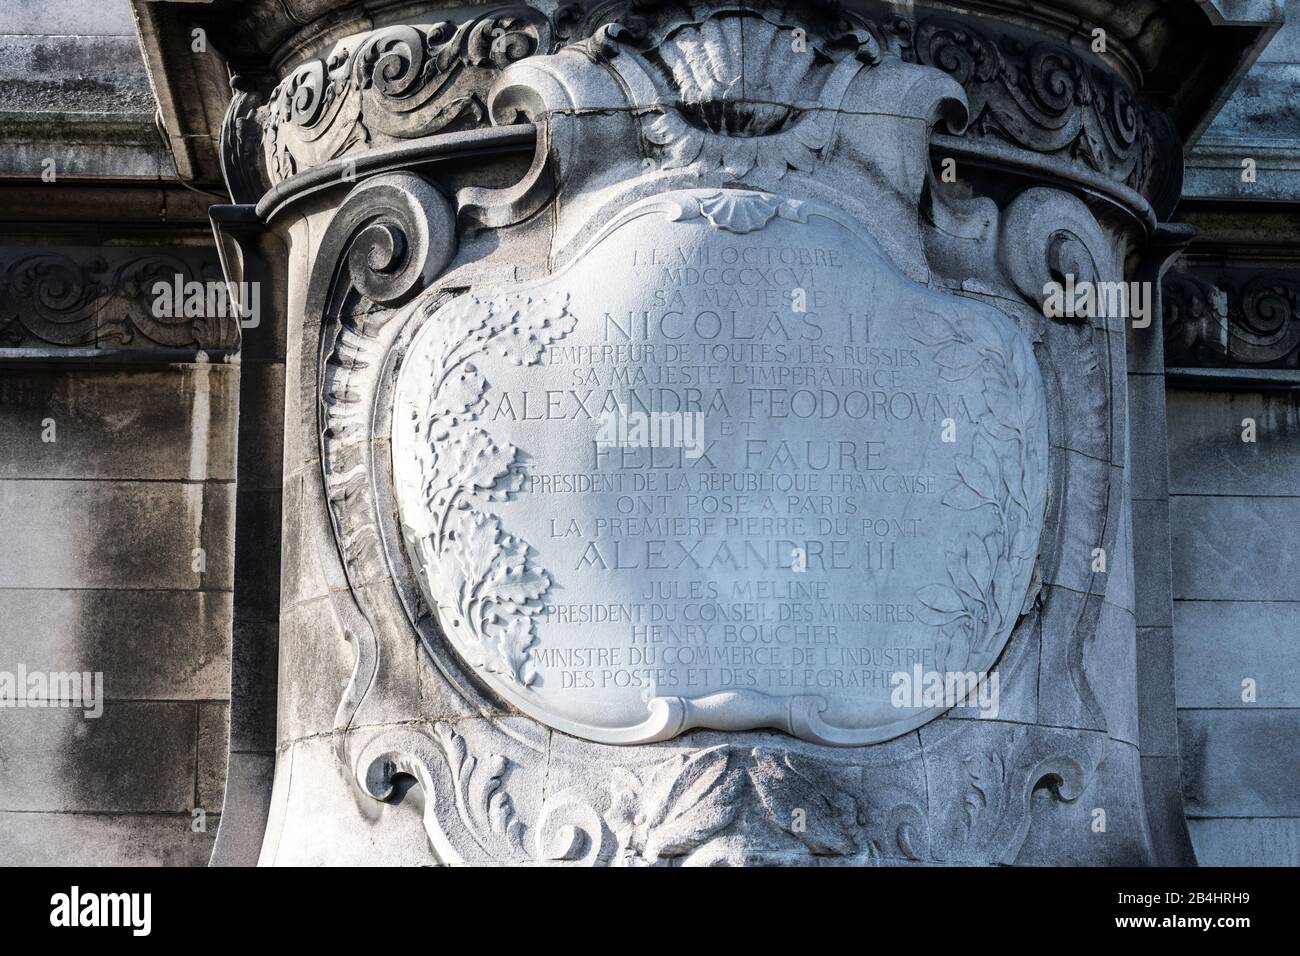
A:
[227,1,1181,216]
[1164,265,1300,369]
[0,249,237,355]
[255,7,551,185]
[899,15,1181,212]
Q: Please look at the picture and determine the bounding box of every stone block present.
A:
[0,478,233,591]
[1179,709,1300,817]
[1086,601,1139,747]
[231,486,282,621]
[1037,584,1107,732]
[229,620,278,753]
[1039,449,1111,596]
[1171,495,1300,600]
[1013,738,1153,866]
[1167,389,1300,496]
[234,361,286,492]
[1127,372,1170,499]
[1173,600,1300,708]
[0,365,237,481]
[277,595,350,742]
[210,751,276,866]
[1106,466,1136,614]
[0,701,197,813]
[1136,626,1179,756]
[1131,499,1173,627]
[1188,818,1300,867]
[1140,755,1197,866]
[1108,330,1129,466]
[257,736,437,866]
[0,811,216,866]
[0,587,230,700]
[198,702,230,813]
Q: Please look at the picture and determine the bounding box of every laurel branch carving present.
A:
[905,303,1047,675]
[398,290,576,686]
[433,721,527,854]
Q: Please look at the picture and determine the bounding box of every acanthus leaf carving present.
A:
[607,746,742,864]
[956,729,1105,864]
[748,749,864,857]
[903,16,1163,199]
[259,7,551,185]
[235,2,1176,216]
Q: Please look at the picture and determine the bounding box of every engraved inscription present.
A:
[393,190,1048,745]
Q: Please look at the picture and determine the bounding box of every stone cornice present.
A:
[216,2,1188,223]
[0,246,238,358]
[133,0,1281,198]
[1162,201,1300,375]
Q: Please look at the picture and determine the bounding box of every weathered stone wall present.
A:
[0,0,173,180]
[0,360,236,864]
[1163,1,1300,867]
[0,0,240,866]
[1167,387,1300,865]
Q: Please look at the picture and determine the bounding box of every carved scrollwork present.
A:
[291,0,1154,869]
[234,1,1177,214]
[901,16,1172,203]
[0,251,234,350]
[309,173,457,741]
[995,186,1112,316]
[923,723,1107,864]
[359,723,531,863]
[258,7,551,184]
[355,718,945,865]
[358,713,1118,865]
[1164,268,1300,368]
[310,172,456,317]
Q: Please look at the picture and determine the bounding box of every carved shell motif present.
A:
[650,14,831,136]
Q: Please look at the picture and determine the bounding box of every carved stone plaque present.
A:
[393,188,1048,746]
